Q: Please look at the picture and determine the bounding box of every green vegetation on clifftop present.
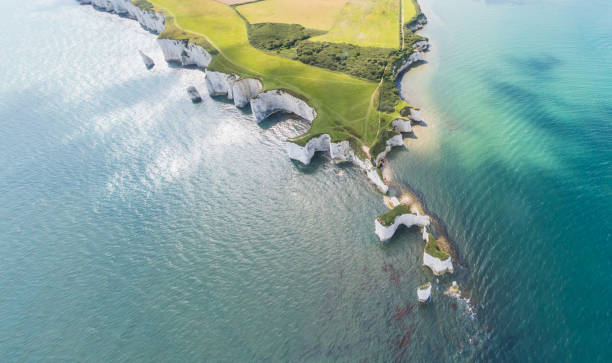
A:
[138,0,426,159]
[377,205,412,226]
[425,234,450,260]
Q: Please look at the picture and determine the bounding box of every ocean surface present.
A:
[1,0,610,361]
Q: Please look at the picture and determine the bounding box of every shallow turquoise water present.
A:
[0,0,610,361]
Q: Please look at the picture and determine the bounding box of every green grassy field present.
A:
[146,0,403,147]
[236,0,347,31]
[311,0,400,48]
[140,0,423,151]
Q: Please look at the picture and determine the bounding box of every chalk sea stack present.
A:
[187,86,202,103]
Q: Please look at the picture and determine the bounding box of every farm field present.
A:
[403,0,419,22]
[235,0,348,31]
[149,0,388,145]
[310,0,400,48]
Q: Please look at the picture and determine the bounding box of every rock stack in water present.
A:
[187,86,202,103]
[138,50,155,69]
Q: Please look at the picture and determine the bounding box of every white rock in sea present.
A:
[417,282,432,303]
[395,51,425,77]
[157,39,212,68]
[138,50,154,69]
[375,213,430,242]
[409,108,424,123]
[392,118,412,133]
[251,89,317,123]
[423,251,454,275]
[231,78,263,108]
[374,134,404,166]
[186,86,202,103]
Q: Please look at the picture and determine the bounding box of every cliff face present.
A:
[251,90,317,123]
[286,136,389,193]
[77,0,419,196]
[231,78,263,108]
[79,0,211,67]
[157,39,212,68]
[374,134,404,166]
[395,51,425,78]
[79,0,165,33]
[392,118,412,133]
[423,252,454,275]
[374,213,431,242]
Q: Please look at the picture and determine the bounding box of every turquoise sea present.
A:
[1,0,610,361]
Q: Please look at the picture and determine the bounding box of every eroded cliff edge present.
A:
[78,0,431,195]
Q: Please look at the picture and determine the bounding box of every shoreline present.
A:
[78,0,467,297]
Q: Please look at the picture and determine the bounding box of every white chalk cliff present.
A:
[374,134,404,166]
[412,40,430,51]
[79,0,211,68]
[395,52,425,77]
[157,39,212,68]
[286,135,389,193]
[79,0,425,196]
[251,90,317,123]
[231,78,263,108]
[423,251,454,275]
[79,0,165,34]
[417,282,432,303]
[409,108,424,122]
[392,118,412,133]
[375,213,430,242]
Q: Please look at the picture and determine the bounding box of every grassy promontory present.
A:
[425,234,450,260]
[376,205,413,226]
[135,0,425,157]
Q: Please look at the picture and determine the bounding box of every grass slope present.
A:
[311,0,400,48]
[236,0,347,31]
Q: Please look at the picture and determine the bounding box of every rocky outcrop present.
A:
[203,71,262,108]
[286,136,389,193]
[408,13,428,32]
[138,50,154,69]
[417,282,432,303]
[374,134,404,166]
[231,78,263,108]
[187,86,202,103]
[395,51,425,78]
[413,40,430,51]
[80,0,165,34]
[375,213,430,242]
[409,108,424,122]
[286,134,331,165]
[392,118,412,133]
[205,70,237,96]
[157,39,212,68]
[251,90,317,123]
[423,251,454,275]
[80,0,210,69]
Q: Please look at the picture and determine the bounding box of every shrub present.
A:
[248,23,321,51]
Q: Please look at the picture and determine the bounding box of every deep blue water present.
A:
[1,0,610,361]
